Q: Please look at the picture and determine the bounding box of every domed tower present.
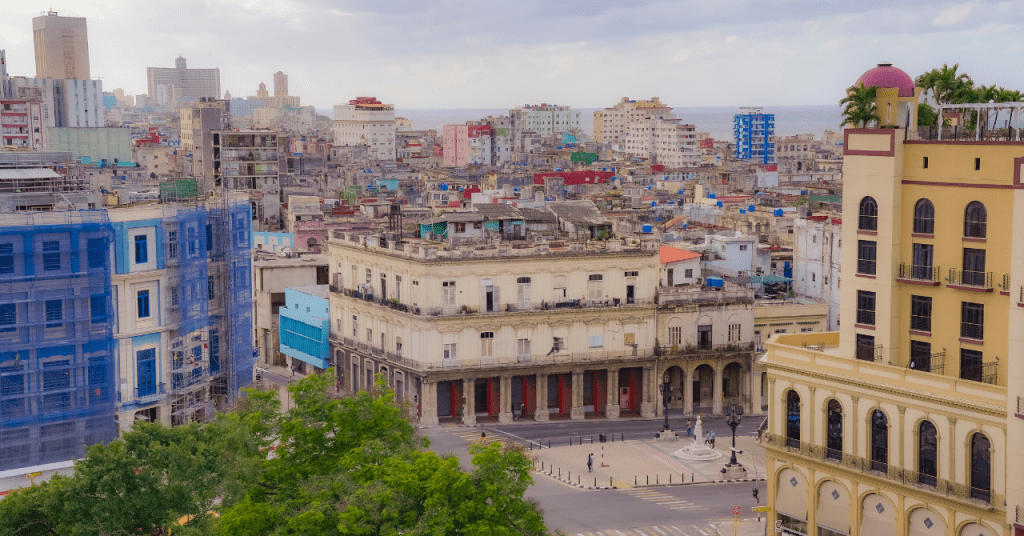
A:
[854,62,923,128]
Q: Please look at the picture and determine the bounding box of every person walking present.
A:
[704,431,711,446]
[520,402,526,420]
[290,364,295,377]
[587,453,594,472]
[710,430,716,448]
[686,419,692,438]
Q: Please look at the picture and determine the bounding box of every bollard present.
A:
[692,473,694,483]
[635,476,637,486]
[647,475,649,485]
[610,477,612,487]
[570,437,573,446]
[577,475,580,485]
[548,440,551,448]
[569,471,572,480]
[590,435,593,444]
[670,475,672,484]
[594,477,596,487]
[657,475,659,485]
[541,461,544,471]
[579,436,582,445]
[559,468,561,478]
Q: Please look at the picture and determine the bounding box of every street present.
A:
[420,417,768,535]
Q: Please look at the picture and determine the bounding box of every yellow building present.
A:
[763,63,1018,536]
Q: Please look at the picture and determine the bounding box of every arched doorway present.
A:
[692,364,714,412]
[722,362,743,408]
[306,237,319,252]
[664,365,684,410]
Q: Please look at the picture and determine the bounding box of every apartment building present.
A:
[7,77,104,128]
[792,216,842,330]
[442,124,492,167]
[593,97,673,145]
[510,104,580,148]
[212,130,283,229]
[32,12,90,80]
[625,117,700,167]
[147,56,221,105]
[1,99,44,149]
[180,98,229,189]
[762,65,1015,536]
[733,107,775,165]
[332,97,396,161]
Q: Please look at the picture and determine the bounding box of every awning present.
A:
[776,468,808,520]
[816,481,851,535]
[908,508,946,536]
[860,494,895,536]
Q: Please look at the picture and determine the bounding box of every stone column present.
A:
[947,416,957,481]
[850,395,859,457]
[897,405,906,469]
[683,366,694,415]
[463,377,476,426]
[420,381,439,426]
[534,372,549,421]
[570,371,585,420]
[499,375,513,424]
[806,386,817,445]
[712,363,723,414]
[743,361,753,415]
[606,367,620,419]
[640,365,656,418]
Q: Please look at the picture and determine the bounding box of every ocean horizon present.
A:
[316,105,845,141]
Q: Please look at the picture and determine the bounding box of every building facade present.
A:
[1,99,44,149]
[593,97,672,145]
[763,119,1016,536]
[279,286,330,372]
[332,97,396,161]
[792,217,842,330]
[442,124,492,167]
[212,130,282,229]
[32,12,90,80]
[147,57,221,104]
[733,107,776,165]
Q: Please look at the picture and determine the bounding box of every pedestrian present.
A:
[587,453,594,472]
[686,419,692,438]
[290,364,295,377]
[520,402,526,419]
[710,430,716,448]
[704,431,710,446]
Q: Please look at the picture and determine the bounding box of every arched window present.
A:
[870,410,888,473]
[786,390,800,448]
[970,433,991,501]
[964,201,987,238]
[913,199,935,234]
[859,197,878,231]
[826,399,842,460]
[918,421,937,487]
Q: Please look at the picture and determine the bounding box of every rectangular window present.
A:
[137,348,156,397]
[137,290,150,319]
[552,337,563,352]
[366,328,372,343]
[45,300,62,328]
[923,156,928,169]
[554,275,567,299]
[454,222,466,233]
[910,295,932,332]
[684,269,693,278]
[728,323,742,342]
[134,235,148,264]
[352,315,357,338]
[481,332,493,357]
[90,295,106,324]
[208,276,215,300]
[517,277,531,306]
[912,244,933,279]
[365,268,371,284]
[624,271,639,277]
[739,245,748,251]
[855,333,875,361]
[0,243,12,274]
[517,338,531,357]
[0,303,15,333]
[962,248,986,287]
[587,274,604,301]
[961,302,983,340]
[909,340,931,371]
[396,337,403,356]
[205,224,213,252]
[443,343,457,360]
[974,157,981,171]
[86,238,106,268]
[442,281,456,306]
[42,240,60,271]
[960,348,982,381]
[669,326,682,346]
[857,240,876,275]
[588,335,603,348]
[166,230,177,259]
[856,290,876,325]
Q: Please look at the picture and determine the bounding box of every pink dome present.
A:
[856,62,916,97]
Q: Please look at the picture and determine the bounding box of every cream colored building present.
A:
[625,118,701,167]
[32,11,90,80]
[332,97,396,161]
[593,97,673,145]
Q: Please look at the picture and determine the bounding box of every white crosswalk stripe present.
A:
[451,429,507,444]
[582,525,718,536]
[617,489,704,513]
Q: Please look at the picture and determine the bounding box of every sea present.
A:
[317,105,845,141]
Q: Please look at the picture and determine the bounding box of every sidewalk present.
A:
[528,433,767,490]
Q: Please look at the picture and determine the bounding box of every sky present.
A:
[3,0,1024,110]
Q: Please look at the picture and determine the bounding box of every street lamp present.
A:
[660,371,671,431]
[726,403,743,466]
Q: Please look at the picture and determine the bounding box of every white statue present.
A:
[693,416,703,444]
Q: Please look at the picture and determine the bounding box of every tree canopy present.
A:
[839,82,880,128]
[0,371,552,536]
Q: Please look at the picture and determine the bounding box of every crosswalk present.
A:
[572,524,716,536]
[618,489,703,512]
[451,428,507,445]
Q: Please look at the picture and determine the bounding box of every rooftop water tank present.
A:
[706,277,724,288]
[683,223,689,230]
[642,224,653,233]
[709,193,716,199]
[774,208,784,216]
[440,184,449,191]
[740,209,747,214]
[748,204,756,212]
[716,201,723,207]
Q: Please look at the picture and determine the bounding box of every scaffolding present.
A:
[0,210,116,470]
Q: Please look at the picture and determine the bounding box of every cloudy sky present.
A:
[2,0,1023,109]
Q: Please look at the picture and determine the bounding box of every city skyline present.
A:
[2,0,1023,109]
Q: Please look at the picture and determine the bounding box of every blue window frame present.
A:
[44,300,62,328]
[208,276,214,300]
[137,348,156,397]
[0,243,13,274]
[137,290,150,319]
[209,329,220,373]
[87,238,106,268]
[134,235,148,264]
[42,240,60,271]
[90,294,106,324]
[0,304,15,333]
[206,224,213,252]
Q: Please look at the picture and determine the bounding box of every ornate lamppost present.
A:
[726,403,743,466]
[660,371,671,431]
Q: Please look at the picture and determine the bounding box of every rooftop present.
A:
[659,245,701,264]
[289,285,329,300]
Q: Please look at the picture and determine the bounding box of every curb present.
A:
[627,477,767,488]
[536,470,618,490]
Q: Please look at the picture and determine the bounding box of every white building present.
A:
[7,77,104,128]
[510,104,580,149]
[332,97,396,161]
[791,216,842,330]
[625,118,700,167]
[593,97,674,145]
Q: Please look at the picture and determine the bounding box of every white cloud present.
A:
[932,4,973,26]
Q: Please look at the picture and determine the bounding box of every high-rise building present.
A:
[273,71,288,97]
[593,97,673,145]
[32,11,91,80]
[762,63,1012,536]
[733,107,775,165]
[147,57,221,104]
[332,97,396,161]
[7,76,104,128]
[509,104,580,149]
[212,130,282,229]
[0,50,9,99]
[442,124,491,167]
[180,99,229,187]
[625,118,700,168]
[0,99,45,149]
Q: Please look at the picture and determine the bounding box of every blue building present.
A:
[0,211,117,471]
[733,108,776,165]
[279,286,329,372]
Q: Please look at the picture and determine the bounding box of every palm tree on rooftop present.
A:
[840,83,880,128]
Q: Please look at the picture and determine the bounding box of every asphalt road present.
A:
[420,423,768,535]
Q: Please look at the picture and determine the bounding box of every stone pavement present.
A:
[527,433,767,490]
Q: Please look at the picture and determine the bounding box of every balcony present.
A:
[335,287,653,317]
[763,432,993,505]
[947,269,993,292]
[133,383,167,405]
[656,341,755,357]
[658,286,753,305]
[897,264,940,285]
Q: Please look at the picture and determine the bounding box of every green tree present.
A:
[916,63,973,105]
[839,82,880,127]
[918,102,940,127]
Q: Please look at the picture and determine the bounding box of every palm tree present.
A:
[840,83,880,128]
[917,63,973,105]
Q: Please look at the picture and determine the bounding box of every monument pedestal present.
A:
[655,429,678,442]
[722,464,748,479]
